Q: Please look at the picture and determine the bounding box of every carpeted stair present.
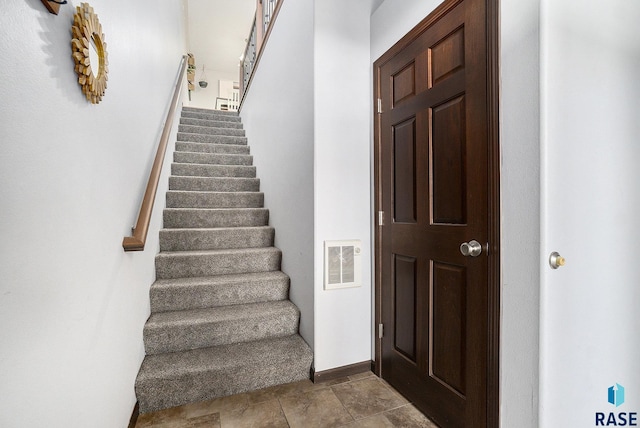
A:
[135,107,313,414]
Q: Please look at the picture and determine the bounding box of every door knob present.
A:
[460,240,482,257]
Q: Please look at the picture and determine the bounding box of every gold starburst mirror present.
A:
[71,3,108,104]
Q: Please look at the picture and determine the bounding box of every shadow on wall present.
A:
[26,0,91,105]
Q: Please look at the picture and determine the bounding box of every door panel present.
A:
[375,0,496,426]
[393,118,417,223]
[431,261,467,396]
[393,255,417,362]
[430,27,465,87]
[393,63,416,106]
[431,95,467,224]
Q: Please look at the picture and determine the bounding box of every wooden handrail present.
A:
[123,55,188,251]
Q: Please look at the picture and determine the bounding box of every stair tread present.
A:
[162,207,269,220]
[177,133,248,145]
[174,152,251,158]
[143,300,299,354]
[164,207,268,212]
[150,271,290,312]
[179,124,245,136]
[175,142,247,147]
[135,334,311,413]
[146,300,297,326]
[176,151,251,157]
[182,113,238,118]
[175,142,250,154]
[170,164,257,179]
[166,191,263,208]
[169,177,260,192]
[180,120,243,129]
[166,190,262,195]
[177,131,245,136]
[161,225,272,231]
[174,151,252,158]
[181,124,241,130]
[176,141,251,148]
[172,162,255,166]
[137,334,310,381]
[172,162,255,169]
[157,247,280,258]
[163,207,269,228]
[153,270,288,288]
[182,107,238,115]
[173,153,253,167]
[170,175,257,180]
[159,226,275,253]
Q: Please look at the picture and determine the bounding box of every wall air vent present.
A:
[324,240,362,290]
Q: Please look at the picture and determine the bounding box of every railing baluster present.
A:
[240,0,282,104]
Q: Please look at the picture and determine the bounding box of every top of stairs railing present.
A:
[122,55,188,251]
[239,0,283,107]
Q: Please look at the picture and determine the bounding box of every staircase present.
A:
[135,106,313,414]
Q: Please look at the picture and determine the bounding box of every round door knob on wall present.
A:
[460,240,483,257]
[549,252,566,269]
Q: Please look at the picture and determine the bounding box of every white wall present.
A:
[240,0,376,370]
[370,0,441,60]
[540,1,640,425]
[0,1,186,427]
[500,0,541,426]
[188,68,239,109]
[239,0,316,349]
[313,0,372,372]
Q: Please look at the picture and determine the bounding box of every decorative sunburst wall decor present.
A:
[71,3,108,104]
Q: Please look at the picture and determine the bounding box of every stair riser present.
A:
[180,118,243,129]
[169,177,260,192]
[163,209,268,228]
[144,308,299,355]
[179,124,245,137]
[181,112,241,122]
[177,133,247,145]
[135,336,313,413]
[171,163,256,178]
[160,227,274,251]
[150,276,289,312]
[173,152,253,166]
[155,250,281,279]
[165,192,264,209]
[137,360,310,414]
[182,107,238,116]
[175,142,249,155]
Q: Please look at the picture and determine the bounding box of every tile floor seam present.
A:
[135,373,438,427]
[329,383,360,423]
[275,396,293,428]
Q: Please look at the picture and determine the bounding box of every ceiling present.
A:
[186,0,387,77]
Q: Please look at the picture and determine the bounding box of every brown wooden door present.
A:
[374,0,498,427]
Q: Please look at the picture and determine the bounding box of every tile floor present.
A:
[135,371,438,427]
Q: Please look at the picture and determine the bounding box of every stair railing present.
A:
[239,0,283,104]
[122,55,188,251]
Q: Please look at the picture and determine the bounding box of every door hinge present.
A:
[378,323,384,339]
[377,98,382,114]
[378,211,385,226]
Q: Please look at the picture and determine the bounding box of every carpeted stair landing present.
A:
[135,107,313,414]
